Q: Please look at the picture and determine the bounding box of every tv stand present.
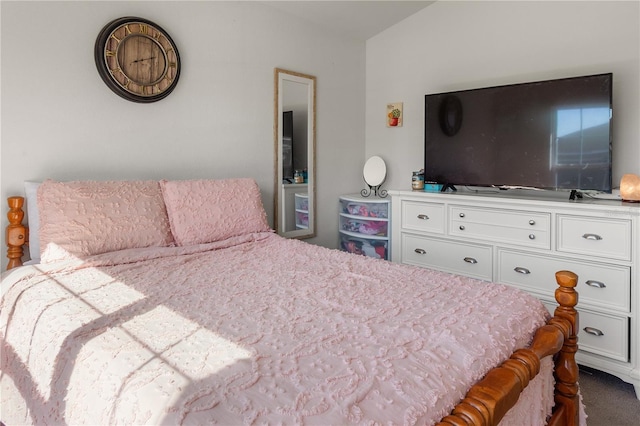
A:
[389,189,640,398]
[569,190,583,200]
[440,183,457,192]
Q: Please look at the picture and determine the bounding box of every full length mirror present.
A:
[274,68,316,238]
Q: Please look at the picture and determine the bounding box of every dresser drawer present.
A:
[450,206,550,249]
[543,302,628,362]
[557,215,632,261]
[400,201,445,234]
[401,234,492,281]
[340,215,388,238]
[498,250,631,313]
[578,310,628,362]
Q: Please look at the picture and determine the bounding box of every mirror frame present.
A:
[274,68,316,238]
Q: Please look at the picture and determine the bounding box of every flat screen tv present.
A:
[424,73,613,194]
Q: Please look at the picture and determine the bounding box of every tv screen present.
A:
[424,73,613,193]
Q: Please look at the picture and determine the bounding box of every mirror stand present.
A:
[361,183,387,198]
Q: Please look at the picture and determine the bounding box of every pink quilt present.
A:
[1,233,556,425]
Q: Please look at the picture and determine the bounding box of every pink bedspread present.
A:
[1,233,555,425]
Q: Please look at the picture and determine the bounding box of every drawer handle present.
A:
[414,248,426,255]
[583,327,604,337]
[585,280,606,289]
[459,225,465,231]
[514,267,531,275]
[417,214,429,220]
[582,233,603,241]
[463,257,477,264]
[529,234,535,240]
[459,213,465,218]
[529,220,535,225]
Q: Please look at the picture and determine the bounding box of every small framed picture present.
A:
[387,102,403,127]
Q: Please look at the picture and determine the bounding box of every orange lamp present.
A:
[620,173,640,202]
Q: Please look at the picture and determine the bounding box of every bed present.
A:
[1,178,581,425]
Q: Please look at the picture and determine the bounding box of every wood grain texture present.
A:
[6,196,27,270]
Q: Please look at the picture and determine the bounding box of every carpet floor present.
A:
[578,365,640,425]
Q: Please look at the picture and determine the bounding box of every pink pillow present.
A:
[38,180,174,263]
[159,178,271,246]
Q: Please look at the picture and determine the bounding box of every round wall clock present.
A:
[94,17,181,103]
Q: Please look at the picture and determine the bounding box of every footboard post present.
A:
[438,271,580,426]
[549,270,580,426]
[6,196,27,270]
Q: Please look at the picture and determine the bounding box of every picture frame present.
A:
[386,102,403,127]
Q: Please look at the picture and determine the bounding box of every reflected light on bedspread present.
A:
[67,305,252,421]
[2,253,251,423]
[5,261,148,400]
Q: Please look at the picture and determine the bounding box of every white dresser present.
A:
[389,189,640,397]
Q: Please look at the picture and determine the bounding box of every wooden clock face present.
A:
[95,17,181,103]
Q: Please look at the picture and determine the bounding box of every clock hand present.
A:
[131,56,156,64]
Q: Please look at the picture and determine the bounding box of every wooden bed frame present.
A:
[5,195,579,426]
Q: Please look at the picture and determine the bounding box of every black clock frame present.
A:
[94,17,181,103]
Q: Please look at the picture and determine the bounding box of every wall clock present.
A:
[95,17,181,103]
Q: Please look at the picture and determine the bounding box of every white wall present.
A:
[1,1,367,267]
[7,1,635,269]
[366,0,640,191]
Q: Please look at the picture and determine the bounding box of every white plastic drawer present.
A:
[450,206,550,249]
[340,215,388,238]
[401,234,492,281]
[294,193,308,211]
[557,215,632,261]
[498,250,631,313]
[400,201,445,234]
[339,232,388,260]
[295,211,308,229]
[339,197,389,219]
[543,302,628,362]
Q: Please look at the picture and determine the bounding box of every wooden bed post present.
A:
[6,196,27,270]
[547,270,580,426]
[438,270,579,426]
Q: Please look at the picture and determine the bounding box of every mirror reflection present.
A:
[274,68,316,238]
